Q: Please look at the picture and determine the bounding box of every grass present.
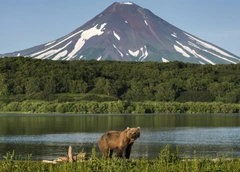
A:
[1,145,240,172]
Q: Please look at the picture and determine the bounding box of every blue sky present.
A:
[1,0,240,56]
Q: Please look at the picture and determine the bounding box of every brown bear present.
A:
[98,127,140,159]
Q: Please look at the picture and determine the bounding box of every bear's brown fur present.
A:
[98,127,140,159]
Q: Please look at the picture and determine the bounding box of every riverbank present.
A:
[1,146,240,172]
[1,158,240,172]
[0,100,240,114]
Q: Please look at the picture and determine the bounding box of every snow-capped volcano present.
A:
[1,2,240,64]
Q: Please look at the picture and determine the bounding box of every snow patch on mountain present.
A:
[176,41,197,57]
[174,45,190,58]
[53,50,68,60]
[79,55,84,59]
[206,50,237,64]
[128,49,139,57]
[113,44,123,57]
[176,41,215,64]
[184,32,234,58]
[171,33,177,38]
[186,41,237,64]
[196,53,215,65]
[45,40,56,46]
[197,45,238,64]
[138,46,148,61]
[144,20,148,26]
[67,23,107,60]
[121,2,133,5]
[113,31,120,40]
[162,57,169,62]
[97,56,102,61]
[30,29,84,57]
[35,41,72,59]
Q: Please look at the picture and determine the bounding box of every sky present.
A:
[1,0,240,56]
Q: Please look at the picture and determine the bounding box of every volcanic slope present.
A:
[1,2,240,64]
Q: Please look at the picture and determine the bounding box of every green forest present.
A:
[1,56,240,113]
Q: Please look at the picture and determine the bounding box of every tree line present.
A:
[1,56,240,104]
[1,101,240,114]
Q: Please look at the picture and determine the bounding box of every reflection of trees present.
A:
[1,114,240,136]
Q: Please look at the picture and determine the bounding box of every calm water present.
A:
[0,113,240,160]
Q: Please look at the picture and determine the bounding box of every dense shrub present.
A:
[0,101,240,114]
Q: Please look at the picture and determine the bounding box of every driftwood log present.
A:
[68,146,73,162]
[42,146,86,164]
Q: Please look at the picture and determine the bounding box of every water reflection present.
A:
[0,114,240,160]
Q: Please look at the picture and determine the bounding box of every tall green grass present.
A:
[1,145,240,172]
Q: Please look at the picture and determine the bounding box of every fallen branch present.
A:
[42,160,58,164]
[68,146,73,162]
[42,146,86,164]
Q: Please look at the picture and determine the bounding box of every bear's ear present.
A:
[137,127,140,130]
[127,127,130,130]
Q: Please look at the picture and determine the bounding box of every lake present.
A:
[0,113,240,160]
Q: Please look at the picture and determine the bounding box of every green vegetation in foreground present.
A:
[0,100,240,114]
[1,145,240,172]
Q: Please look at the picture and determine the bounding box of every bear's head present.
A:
[126,127,140,141]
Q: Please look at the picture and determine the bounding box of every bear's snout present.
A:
[131,132,139,139]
